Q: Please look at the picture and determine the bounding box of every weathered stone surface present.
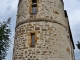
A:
[13,0,75,60]
[13,21,74,60]
[35,27,40,30]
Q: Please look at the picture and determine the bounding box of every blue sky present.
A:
[0,0,80,60]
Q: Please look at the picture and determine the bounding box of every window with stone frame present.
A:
[30,33,35,47]
[31,0,37,14]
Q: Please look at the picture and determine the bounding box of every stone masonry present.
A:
[13,0,75,60]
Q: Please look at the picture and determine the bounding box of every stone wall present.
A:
[16,0,66,27]
[13,21,72,60]
[13,0,75,60]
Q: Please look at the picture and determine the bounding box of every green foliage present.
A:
[0,18,11,60]
[76,41,80,50]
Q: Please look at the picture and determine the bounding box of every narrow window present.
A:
[31,33,35,47]
[32,5,37,14]
[32,0,37,3]
[31,0,37,14]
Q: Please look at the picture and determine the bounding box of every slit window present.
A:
[32,0,37,3]
[32,5,37,14]
[31,33,35,47]
[31,0,37,14]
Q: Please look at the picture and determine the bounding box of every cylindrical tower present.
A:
[13,0,75,60]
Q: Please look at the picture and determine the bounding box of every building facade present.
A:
[13,0,75,60]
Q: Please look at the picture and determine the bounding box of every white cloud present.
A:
[0,0,18,21]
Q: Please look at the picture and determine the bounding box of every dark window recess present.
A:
[32,5,37,14]
[31,0,37,14]
[64,10,68,18]
[32,0,37,3]
[31,33,35,47]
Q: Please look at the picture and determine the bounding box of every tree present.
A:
[0,18,11,60]
[76,41,80,50]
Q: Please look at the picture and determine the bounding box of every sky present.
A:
[0,0,80,60]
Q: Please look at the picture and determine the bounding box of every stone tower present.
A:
[13,0,75,60]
